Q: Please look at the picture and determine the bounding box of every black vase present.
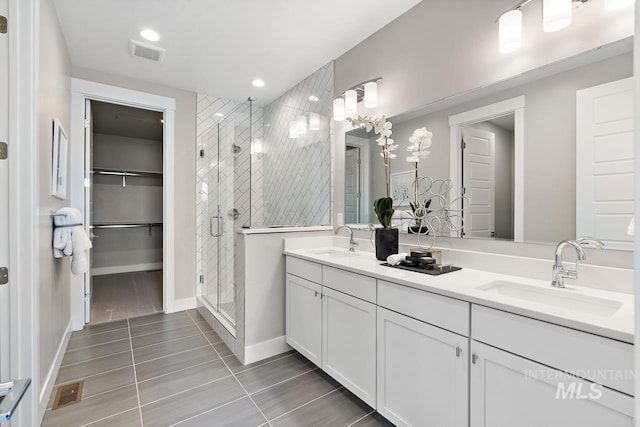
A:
[375,228,399,261]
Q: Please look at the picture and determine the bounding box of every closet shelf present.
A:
[91,168,163,178]
[90,222,163,229]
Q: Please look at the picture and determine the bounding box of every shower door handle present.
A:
[210,216,222,237]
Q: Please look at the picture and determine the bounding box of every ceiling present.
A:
[53,0,422,105]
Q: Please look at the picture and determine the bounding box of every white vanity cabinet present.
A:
[285,258,377,407]
[470,305,634,427]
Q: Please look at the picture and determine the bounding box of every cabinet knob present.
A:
[472,353,478,364]
[314,291,318,297]
[455,346,462,357]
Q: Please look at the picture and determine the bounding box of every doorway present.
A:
[86,101,164,324]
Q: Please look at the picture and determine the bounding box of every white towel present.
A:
[387,253,408,266]
[52,207,92,275]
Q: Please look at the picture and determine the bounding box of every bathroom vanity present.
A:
[284,237,634,427]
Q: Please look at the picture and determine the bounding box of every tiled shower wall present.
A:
[260,62,333,226]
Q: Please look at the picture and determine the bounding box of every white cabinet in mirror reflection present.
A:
[576,77,634,251]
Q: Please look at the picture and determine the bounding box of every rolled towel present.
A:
[387,253,408,266]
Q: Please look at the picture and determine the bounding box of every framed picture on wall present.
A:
[52,118,68,200]
[390,171,414,207]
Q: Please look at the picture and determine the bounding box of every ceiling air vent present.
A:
[129,40,166,63]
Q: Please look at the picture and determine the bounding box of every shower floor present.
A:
[90,270,163,324]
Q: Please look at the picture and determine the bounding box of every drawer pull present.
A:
[472,353,478,364]
[455,346,462,357]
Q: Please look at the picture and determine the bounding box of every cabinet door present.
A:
[377,307,468,427]
[470,340,633,427]
[322,287,376,407]
[286,273,322,367]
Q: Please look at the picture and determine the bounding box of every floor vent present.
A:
[130,39,166,63]
[52,381,83,410]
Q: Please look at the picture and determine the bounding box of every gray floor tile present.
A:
[62,339,131,366]
[129,311,190,327]
[252,370,340,420]
[141,376,246,427]
[83,409,142,427]
[133,334,210,363]
[203,330,222,344]
[41,385,138,427]
[176,397,266,427]
[129,317,195,338]
[349,412,395,426]
[131,324,202,349]
[186,309,207,323]
[67,328,130,351]
[138,359,231,405]
[195,320,213,332]
[49,366,135,408]
[236,353,317,394]
[212,341,233,357]
[55,351,133,384]
[270,388,372,427]
[223,351,296,374]
[135,345,219,381]
[72,320,129,337]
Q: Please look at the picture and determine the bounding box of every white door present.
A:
[576,78,634,250]
[322,287,376,407]
[462,127,495,238]
[377,307,468,427]
[83,99,93,323]
[470,340,633,427]
[285,274,322,367]
[345,146,360,224]
[0,0,9,386]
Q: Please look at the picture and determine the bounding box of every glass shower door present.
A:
[197,100,252,334]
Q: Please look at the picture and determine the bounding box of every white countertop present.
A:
[284,245,634,344]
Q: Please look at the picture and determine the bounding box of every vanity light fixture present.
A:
[140,28,160,42]
[543,0,572,32]
[604,0,634,10]
[309,113,321,131]
[296,115,307,135]
[333,77,382,121]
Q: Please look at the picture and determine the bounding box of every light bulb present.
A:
[344,89,358,115]
[543,0,572,32]
[498,9,522,54]
[364,82,378,108]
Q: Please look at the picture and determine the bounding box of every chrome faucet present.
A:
[335,225,358,252]
[551,236,604,288]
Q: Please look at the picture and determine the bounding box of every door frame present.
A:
[449,96,525,242]
[69,78,176,330]
[345,136,370,224]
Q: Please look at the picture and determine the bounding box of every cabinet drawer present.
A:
[322,266,376,303]
[286,256,322,284]
[472,305,634,395]
[378,280,470,336]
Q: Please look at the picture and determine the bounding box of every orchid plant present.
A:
[347,115,399,228]
[406,127,433,230]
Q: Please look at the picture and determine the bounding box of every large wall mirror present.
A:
[344,38,633,249]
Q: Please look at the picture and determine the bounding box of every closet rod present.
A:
[91,170,162,177]
[90,223,163,229]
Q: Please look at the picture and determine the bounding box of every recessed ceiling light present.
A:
[214,112,224,117]
[309,95,320,102]
[251,79,265,88]
[140,29,160,42]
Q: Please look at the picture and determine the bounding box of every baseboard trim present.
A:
[244,336,292,365]
[91,262,163,276]
[39,319,73,421]
[171,297,196,313]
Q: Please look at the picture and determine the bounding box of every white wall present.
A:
[37,0,72,416]
[72,67,197,301]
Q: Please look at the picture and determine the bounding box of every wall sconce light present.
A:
[309,113,320,131]
[296,115,307,135]
[543,0,572,32]
[333,98,345,121]
[498,9,523,53]
[333,77,382,121]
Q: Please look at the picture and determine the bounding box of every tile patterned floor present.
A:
[41,310,394,427]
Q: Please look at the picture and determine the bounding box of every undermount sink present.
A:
[309,249,362,258]
[477,280,623,317]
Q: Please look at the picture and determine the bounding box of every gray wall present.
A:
[37,0,72,406]
[72,67,197,300]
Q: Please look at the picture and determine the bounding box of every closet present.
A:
[88,101,164,324]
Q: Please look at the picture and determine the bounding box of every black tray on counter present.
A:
[381,262,462,276]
